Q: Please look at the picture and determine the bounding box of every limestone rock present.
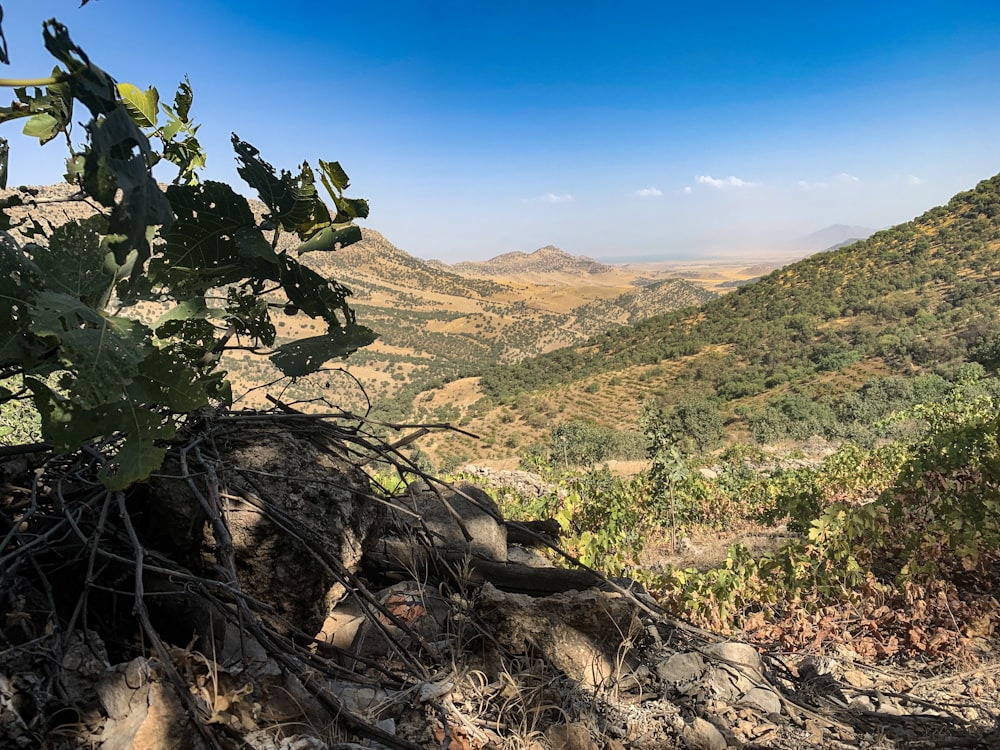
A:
[97,658,206,750]
[545,722,599,750]
[391,481,507,561]
[682,716,727,750]
[476,584,642,688]
[146,420,384,638]
[657,652,707,684]
[703,641,762,672]
[218,423,383,635]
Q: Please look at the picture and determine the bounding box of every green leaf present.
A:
[98,404,174,490]
[84,107,174,271]
[42,20,117,115]
[153,318,217,357]
[293,224,362,255]
[319,159,350,192]
[27,378,108,450]
[270,326,377,377]
[232,135,331,236]
[333,195,370,221]
[22,112,59,142]
[117,83,159,128]
[60,324,148,408]
[0,231,40,307]
[0,69,72,143]
[29,290,104,333]
[318,159,369,221]
[30,292,149,409]
[151,181,266,293]
[34,219,115,305]
[131,348,210,413]
[27,362,176,491]
[279,257,353,324]
[154,298,208,329]
[173,76,194,122]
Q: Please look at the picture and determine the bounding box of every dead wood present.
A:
[366,537,603,595]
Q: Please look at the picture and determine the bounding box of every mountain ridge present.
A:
[403,172,1000,465]
[451,245,616,277]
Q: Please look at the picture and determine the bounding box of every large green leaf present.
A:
[117,82,159,128]
[279,257,353,324]
[319,159,351,192]
[318,159,369,222]
[232,135,332,237]
[85,107,174,271]
[152,181,267,293]
[34,219,114,305]
[30,292,149,409]
[98,402,174,490]
[27,378,110,451]
[270,326,378,377]
[22,112,59,142]
[59,325,147,409]
[27,359,175,491]
[130,348,210,414]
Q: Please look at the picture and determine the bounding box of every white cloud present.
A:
[633,186,663,198]
[836,172,860,184]
[682,186,692,194]
[907,175,925,186]
[696,174,761,189]
[539,192,574,203]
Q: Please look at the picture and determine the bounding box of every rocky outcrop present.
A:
[144,418,384,639]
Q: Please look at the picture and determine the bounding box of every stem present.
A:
[0,74,71,88]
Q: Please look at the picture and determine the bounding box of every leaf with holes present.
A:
[271,326,377,377]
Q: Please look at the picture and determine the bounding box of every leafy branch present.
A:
[0,17,377,488]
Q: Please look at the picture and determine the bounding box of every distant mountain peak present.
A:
[452,245,613,276]
[797,224,877,252]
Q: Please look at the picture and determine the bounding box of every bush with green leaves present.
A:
[655,384,1000,657]
[0,19,375,488]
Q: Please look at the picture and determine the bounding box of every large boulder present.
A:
[145,418,384,638]
[389,481,507,561]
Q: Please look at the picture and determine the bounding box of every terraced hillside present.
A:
[407,173,1000,467]
[224,228,722,410]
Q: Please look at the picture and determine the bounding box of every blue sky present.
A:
[3,1,1000,261]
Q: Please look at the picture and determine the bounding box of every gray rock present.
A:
[393,481,507,561]
[682,716,727,750]
[656,652,706,684]
[703,641,762,672]
[743,686,782,714]
[507,545,554,568]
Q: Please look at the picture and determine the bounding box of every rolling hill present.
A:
[223,228,724,410]
[451,245,614,277]
[406,173,1000,466]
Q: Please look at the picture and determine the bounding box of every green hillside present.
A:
[479,174,1000,414]
[571,277,716,334]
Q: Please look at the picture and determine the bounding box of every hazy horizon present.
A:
[3,1,999,263]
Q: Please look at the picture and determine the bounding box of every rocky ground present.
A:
[1,416,998,749]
